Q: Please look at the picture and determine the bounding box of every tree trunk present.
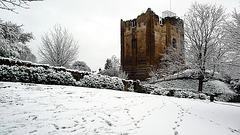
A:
[212,64,216,78]
[198,73,204,92]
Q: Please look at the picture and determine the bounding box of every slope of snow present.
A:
[151,79,234,94]
[154,69,224,82]
[0,82,240,135]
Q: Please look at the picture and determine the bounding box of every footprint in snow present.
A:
[29,130,37,134]
[229,128,240,133]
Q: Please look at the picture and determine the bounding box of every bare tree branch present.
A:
[0,0,43,13]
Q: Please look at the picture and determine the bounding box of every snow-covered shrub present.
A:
[230,79,240,94]
[0,65,76,85]
[187,92,199,99]
[71,61,91,72]
[215,93,236,102]
[174,90,189,98]
[100,68,119,77]
[146,86,207,100]
[199,93,207,100]
[118,70,128,80]
[78,74,124,91]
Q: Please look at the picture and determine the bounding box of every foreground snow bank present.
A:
[0,82,240,135]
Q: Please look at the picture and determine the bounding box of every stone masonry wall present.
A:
[121,8,184,81]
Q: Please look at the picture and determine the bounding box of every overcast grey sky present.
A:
[1,0,238,70]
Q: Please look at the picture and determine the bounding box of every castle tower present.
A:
[121,8,184,81]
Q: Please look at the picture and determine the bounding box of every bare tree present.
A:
[0,0,42,12]
[184,2,226,92]
[39,24,79,67]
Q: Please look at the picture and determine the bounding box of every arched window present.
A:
[132,20,136,28]
[159,17,163,26]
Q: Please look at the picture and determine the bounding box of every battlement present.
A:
[121,8,183,32]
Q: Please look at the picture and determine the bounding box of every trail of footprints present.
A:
[172,102,186,135]
[125,100,167,130]
[171,101,240,135]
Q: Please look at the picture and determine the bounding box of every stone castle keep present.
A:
[121,8,184,81]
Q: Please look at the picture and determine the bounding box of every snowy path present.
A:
[0,82,240,135]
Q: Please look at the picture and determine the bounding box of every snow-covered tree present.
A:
[0,21,35,61]
[184,2,226,92]
[71,61,91,72]
[101,56,118,77]
[111,55,120,71]
[20,45,36,62]
[160,46,185,76]
[104,59,112,70]
[149,18,185,81]
[101,55,128,79]
[0,0,40,61]
[38,24,79,67]
[0,21,33,44]
[149,47,185,82]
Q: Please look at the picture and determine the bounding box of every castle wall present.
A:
[153,16,167,63]
[121,11,151,80]
[153,17,184,62]
[121,8,184,81]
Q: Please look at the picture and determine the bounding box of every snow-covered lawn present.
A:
[0,82,240,135]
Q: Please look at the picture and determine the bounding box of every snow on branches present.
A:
[184,2,227,91]
[0,0,42,13]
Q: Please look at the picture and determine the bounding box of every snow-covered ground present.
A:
[0,82,240,135]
